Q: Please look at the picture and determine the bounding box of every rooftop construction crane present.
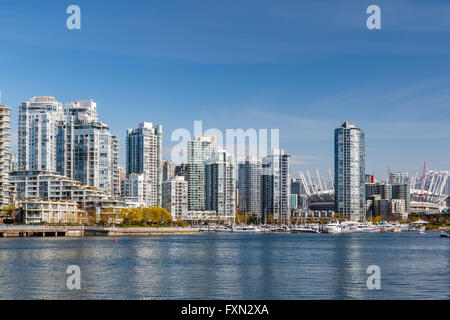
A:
[387,165,396,184]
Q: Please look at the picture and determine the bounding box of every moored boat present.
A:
[291,225,320,233]
[215,225,232,232]
[232,225,262,233]
[324,221,342,234]
[440,230,450,238]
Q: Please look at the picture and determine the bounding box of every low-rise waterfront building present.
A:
[183,210,234,224]
[293,210,334,221]
[11,170,106,203]
[10,170,129,224]
[16,200,83,224]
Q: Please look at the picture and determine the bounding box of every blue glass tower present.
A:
[334,121,366,221]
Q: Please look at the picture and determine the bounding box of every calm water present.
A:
[0,232,448,299]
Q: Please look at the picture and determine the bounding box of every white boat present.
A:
[291,225,320,233]
[340,221,361,233]
[357,223,378,233]
[232,225,262,233]
[215,225,232,232]
[411,219,428,233]
[417,225,426,235]
[276,225,290,232]
[259,225,272,233]
[324,221,342,234]
[400,224,410,232]
[381,222,396,232]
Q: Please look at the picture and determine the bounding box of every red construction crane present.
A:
[387,165,395,184]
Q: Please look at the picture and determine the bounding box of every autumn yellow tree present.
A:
[265,214,274,224]
[236,213,256,224]
[1,205,14,217]
[120,207,172,226]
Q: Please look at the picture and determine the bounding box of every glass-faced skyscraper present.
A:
[18,96,65,171]
[238,157,261,217]
[261,149,291,223]
[334,121,366,221]
[126,122,162,207]
[0,103,11,207]
[187,136,216,211]
[56,100,119,199]
[205,150,236,217]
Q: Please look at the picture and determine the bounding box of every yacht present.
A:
[232,225,262,233]
[291,225,320,233]
[340,221,360,233]
[357,223,378,233]
[215,225,232,232]
[417,225,426,235]
[324,221,342,234]
[269,225,290,233]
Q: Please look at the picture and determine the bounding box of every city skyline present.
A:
[1,1,450,304]
[4,94,449,181]
[1,1,450,179]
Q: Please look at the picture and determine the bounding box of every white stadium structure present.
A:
[410,169,450,214]
[298,170,335,211]
[298,168,450,214]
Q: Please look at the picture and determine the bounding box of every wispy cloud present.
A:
[290,155,322,165]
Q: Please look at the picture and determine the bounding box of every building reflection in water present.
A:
[0,233,448,299]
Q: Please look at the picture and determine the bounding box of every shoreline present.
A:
[0,225,447,238]
[0,226,203,238]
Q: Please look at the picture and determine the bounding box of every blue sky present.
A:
[1,0,450,181]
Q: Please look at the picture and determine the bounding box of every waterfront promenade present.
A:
[0,225,201,237]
